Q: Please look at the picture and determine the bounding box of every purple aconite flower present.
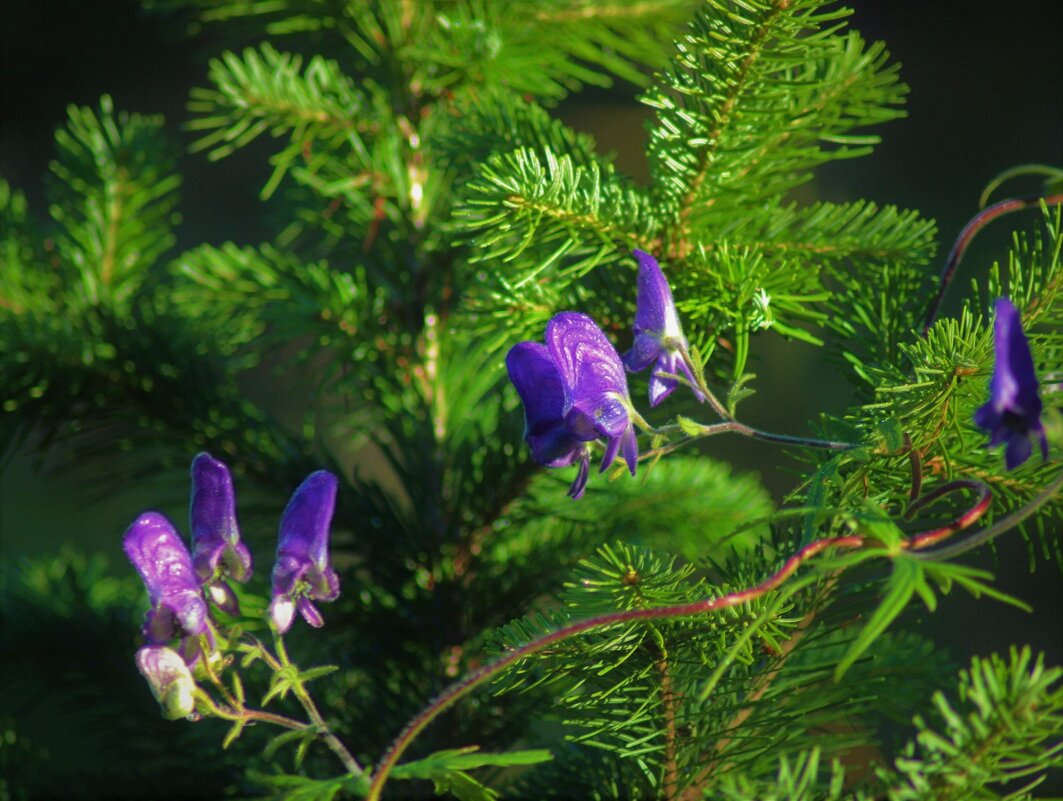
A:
[506,341,591,499]
[190,453,252,615]
[507,313,638,498]
[269,471,341,633]
[623,249,704,407]
[124,512,209,645]
[974,298,1048,470]
[136,645,197,720]
[548,312,639,477]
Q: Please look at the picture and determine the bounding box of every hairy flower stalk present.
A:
[974,298,1049,469]
[269,470,341,633]
[921,193,1063,335]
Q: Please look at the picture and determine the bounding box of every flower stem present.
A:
[240,708,308,730]
[272,633,365,778]
[676,350,859,451]
[366,535,857,800]
[194,689,306,730]
[365,476,995,799]
[921,192,1063,336]
[675,419,858,452]
[913,469,1062,560]
[678,348,731,419]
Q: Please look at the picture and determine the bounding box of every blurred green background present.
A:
[1,0,1061,779]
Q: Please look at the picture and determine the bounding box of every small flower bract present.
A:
[973,298,1048,470]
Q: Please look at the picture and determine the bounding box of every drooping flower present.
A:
[623,249,705,407]
[547,312,639,477]
[136,645,198,720]
[973,298,1048,470]
[124,512,209,645]
[269,471,341,633]
[190,452,252,615]
[506,341,591,499]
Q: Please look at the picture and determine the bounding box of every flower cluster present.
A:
[508,256,1052,493]
[507,251,702,498]
[124,453,341,716]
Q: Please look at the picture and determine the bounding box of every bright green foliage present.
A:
[879,647,1063,801]
[1,1,1060,799]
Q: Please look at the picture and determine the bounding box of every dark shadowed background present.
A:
[2,0,1061,778]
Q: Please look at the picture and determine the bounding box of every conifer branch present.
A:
[672,0,784,245]
[367,473,999,800]
[533,1,685,23]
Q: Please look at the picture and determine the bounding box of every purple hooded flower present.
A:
[190,452,252,615]
[973,298,1048,470]
[506,341,591,499]
[623,249,705,407]
[124,512,209,645]
[136,645,198,720]
[269,471,341,633]
[547,312,639,478]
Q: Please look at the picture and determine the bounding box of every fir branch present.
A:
[0,179,50,315]
[47,96,180,307]
[643,0,907,249]
[406,0,695,100]
[876,648,1063,801]
[187,43,382,197]
[715,749,848,801]
[435,87,604,174]
[461,147,656,257]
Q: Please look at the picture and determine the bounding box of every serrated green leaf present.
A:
[298,665,339,683]
[676,415,707,437]
[222,718,246,750]
[263,728,312,762]
[391,746,553,778]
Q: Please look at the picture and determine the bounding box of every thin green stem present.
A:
[979,165,1063,208]
[240,708,308,730]
[194,689,306,730]
[272,632,365,777]
[673,348,859,451]
[675,419,858,452]
[678,348,730,420]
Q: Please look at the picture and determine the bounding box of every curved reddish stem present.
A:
[366,479,995,798]
[921,193,1063,336]
[903,479,993,550]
